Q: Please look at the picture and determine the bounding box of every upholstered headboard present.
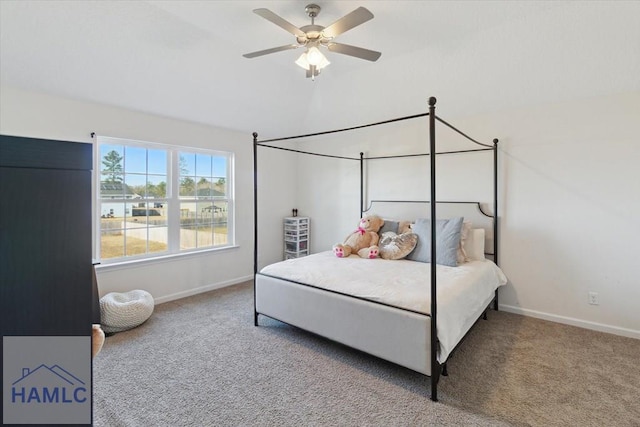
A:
[362,200,495,257]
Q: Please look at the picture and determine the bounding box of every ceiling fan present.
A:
[243,3,381,79]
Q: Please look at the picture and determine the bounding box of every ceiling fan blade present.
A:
[253,8,306,38]
[327,43,381,62]
[322,7,374,39]
[243,44,300,59]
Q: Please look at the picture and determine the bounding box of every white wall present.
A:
[256,144,297,269]
[0,85,294,303]
[294,92,640,339]
[3,85,637,338]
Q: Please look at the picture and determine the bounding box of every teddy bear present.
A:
[398,220,413,234]
[333,215,385,258]
[92,324,105,358]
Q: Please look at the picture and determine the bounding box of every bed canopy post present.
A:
[428,96,440,402]
[360,152,364,217]
[253,132,259,326]
[493,138,499,310]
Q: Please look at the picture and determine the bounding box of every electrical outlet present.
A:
[588,292,599,305]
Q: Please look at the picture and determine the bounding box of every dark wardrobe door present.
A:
[0,135,92,337]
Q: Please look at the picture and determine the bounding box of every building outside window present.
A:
[95,136,233,262]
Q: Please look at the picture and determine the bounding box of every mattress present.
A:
[259,251,508,362]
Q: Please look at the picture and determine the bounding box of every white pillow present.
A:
[463,228,485,261]
[457,221,472,264]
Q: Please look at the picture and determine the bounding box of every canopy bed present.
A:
[252,97,506,401]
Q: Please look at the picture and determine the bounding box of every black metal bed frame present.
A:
[252,97,499,401]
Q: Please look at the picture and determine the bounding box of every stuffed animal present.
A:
[92,324,105,358]
[398,220,413,234]
[333,215,385,258]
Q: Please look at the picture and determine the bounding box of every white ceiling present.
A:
[1,1,639,138]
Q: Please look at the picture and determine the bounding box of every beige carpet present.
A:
[93,281,640,426]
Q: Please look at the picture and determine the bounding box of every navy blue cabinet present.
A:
[0,135,93,338]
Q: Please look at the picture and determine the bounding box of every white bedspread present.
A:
[260,251,508,362]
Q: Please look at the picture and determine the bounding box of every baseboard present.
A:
[153,275,254,305]
[500,304,640,340]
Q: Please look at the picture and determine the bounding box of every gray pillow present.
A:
[378,220,399,236]
[406,217,464,266]
[379,232,418,260]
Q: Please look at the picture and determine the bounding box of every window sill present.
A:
[94,245,240,273]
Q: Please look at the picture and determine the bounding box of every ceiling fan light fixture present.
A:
[315,52,330,70]
[295,52,310,70]
[295,49,330,72]
[306,46,324,66]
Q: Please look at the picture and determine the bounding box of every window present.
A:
[95,136,233,263]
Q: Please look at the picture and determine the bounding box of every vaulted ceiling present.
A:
[1,1,639,137]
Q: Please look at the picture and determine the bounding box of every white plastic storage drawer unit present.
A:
[284,216,309,259]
